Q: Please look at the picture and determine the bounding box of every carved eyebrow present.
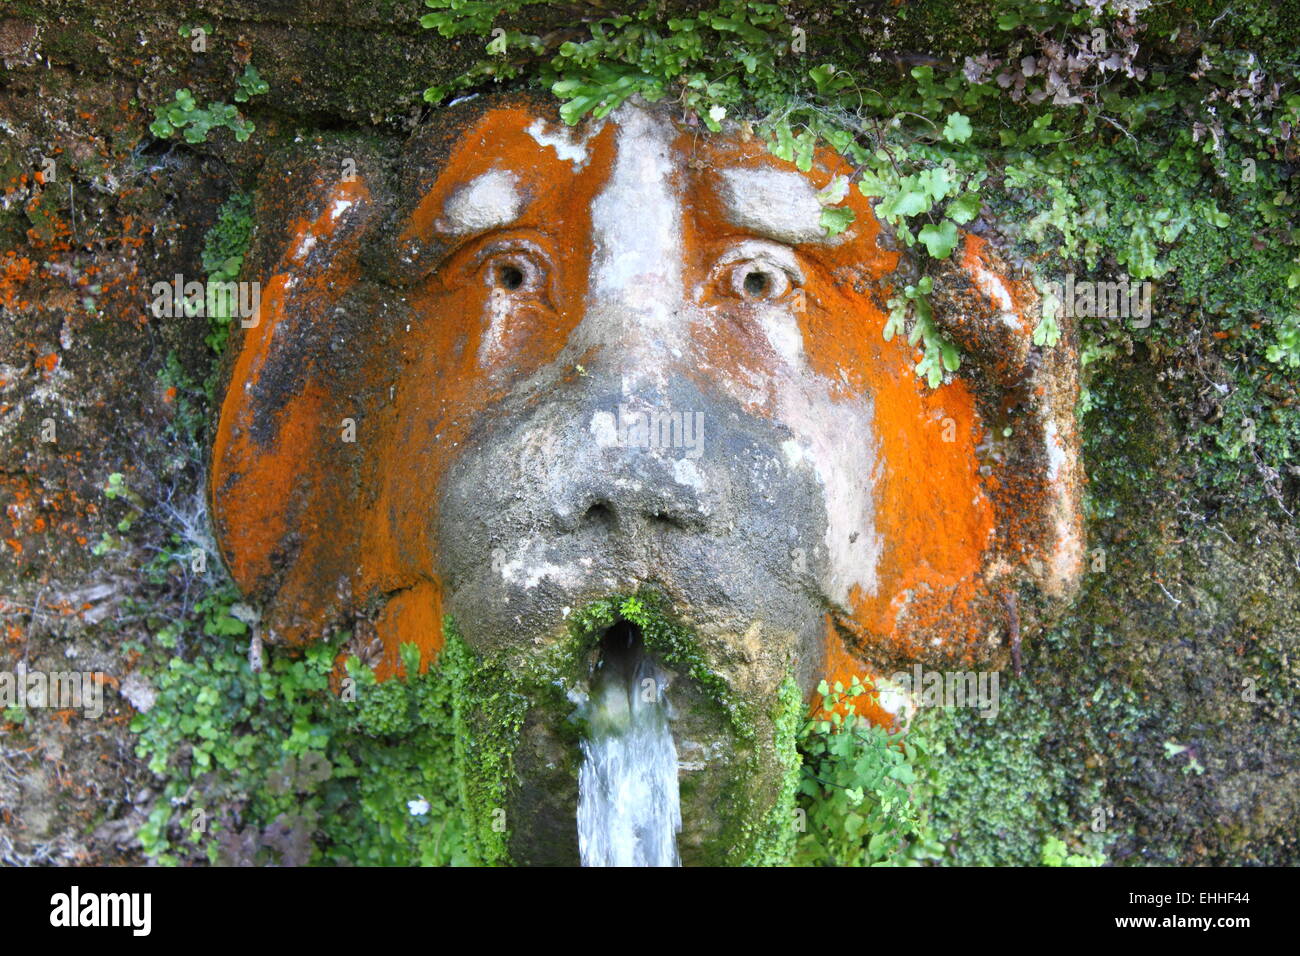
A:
[714,167,840,245]
[436,169,526,238]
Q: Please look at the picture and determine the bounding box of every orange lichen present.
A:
[685,133,998,668]
[210,176,372,643]
[817,617,901,728]
[373,581,444,680]
[0,254,35,309]
[210,100,1079,728]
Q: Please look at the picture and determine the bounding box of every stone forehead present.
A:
[432,101,838,244]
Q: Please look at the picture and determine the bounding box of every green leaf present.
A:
[769,123,795,162]
[918,166,955,202]
[559,94,602,125]
[820,206,855,236]
[947,191,982,225]
[809,63,836,92]
[942,112,973,144]
[1033,312,1061,348]
[708,16,769,45]
[888,763,917,785]
[815,175,850,206]
[882,186,930,221]
[793,131,816,172]
[918,220,959,258]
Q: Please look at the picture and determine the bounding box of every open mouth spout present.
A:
[577,622,683,867]
[452,592,797,866]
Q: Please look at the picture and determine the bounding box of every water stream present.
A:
[577,623,682,867]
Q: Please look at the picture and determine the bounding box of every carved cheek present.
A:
[792,276,998,650]
[211,176,372,600]
[480,287,520,367]
[778,385,883,605]
[755,323,884,607]
[474,284,571,377]
[690,305,787,414]
[374,275,586,580]
[690,296,883,606]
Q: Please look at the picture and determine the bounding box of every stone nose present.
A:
[545,370,721,541]
[551,463,712,537]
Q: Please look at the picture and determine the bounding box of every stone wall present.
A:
[1,0,1295,865]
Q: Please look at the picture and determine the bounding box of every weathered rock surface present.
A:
[1,0,1295,865]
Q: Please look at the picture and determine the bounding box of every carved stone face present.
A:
[210,95,1083,862]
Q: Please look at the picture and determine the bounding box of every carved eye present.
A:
[495,263,526,291]
[725,262,792,302]
[482,249,546,297]
[711,242,803,305]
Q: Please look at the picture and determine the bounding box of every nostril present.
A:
[583,501,615,530]
[558,497,704,536]
[649,510,680,529]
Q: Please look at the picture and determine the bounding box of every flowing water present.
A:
[577,624,682,867]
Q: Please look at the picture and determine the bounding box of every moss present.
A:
[132,625,473,865]
[442,620,527,866]
[922,676,1115,867]
[132,587,791,866]
[198,192,255,362]
[915,343,1299,865]
[444,591,798,864]
[739,675,803,866]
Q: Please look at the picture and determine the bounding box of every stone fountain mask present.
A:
[210,94,1083,863]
